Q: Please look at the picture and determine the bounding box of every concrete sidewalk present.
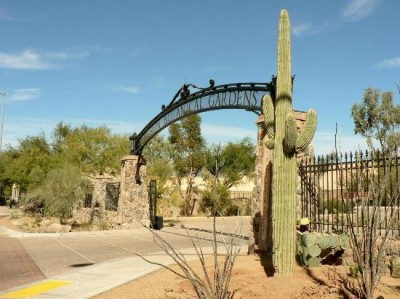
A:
[0,245,248,299]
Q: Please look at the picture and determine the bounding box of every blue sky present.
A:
[0,0,399,155]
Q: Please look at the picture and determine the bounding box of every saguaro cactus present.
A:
[263,10,317,276]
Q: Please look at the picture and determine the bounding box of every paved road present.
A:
[1,216,250,292]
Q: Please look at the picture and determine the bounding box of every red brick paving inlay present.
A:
[0,236,46,291]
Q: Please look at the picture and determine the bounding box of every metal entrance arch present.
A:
[130,78,276,155]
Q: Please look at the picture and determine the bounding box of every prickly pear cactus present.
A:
[263,10,317,276]
[297,232,349,268]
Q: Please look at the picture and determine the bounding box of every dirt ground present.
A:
[1,208,399,298]
[95,253,400,299]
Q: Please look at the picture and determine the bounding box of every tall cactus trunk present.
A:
[272,10,296,276]
[262,9,317,276]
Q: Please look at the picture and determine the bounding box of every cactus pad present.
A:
[307,257,322,267]
[339,233,350,249]
[301,232,317,247]
[308,244,322,258]
[319,235,337,249]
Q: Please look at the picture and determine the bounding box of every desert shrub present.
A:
[201,184,237,216]
[137,215,246,298]
[23,196,45,216]
[97,220,109,230]
[319,198,355,214]
[29,164,91,223]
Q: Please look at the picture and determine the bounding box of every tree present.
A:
[0,123,130,206]
[0,135,55,193]
[53,124,130,175]
[142,135,176,214]
[351,88,400,152]
[201,182,234,216]
[29,164,91,223]
[201,138,255,216]
[205,138,255,188]
[143,135,174,184]
[168,114,205,216]
[344,87,400,298]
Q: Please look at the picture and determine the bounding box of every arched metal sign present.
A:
[130,79,275,155]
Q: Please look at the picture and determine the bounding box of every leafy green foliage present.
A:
[168,115,205,216]
[201,138,255,216]
[53,123,129,175]
[0,122,129,204]
[201,182,238,216]
[0,135,56,193]
[28,164,91,223]
[143,135,174,184]
[143,135,176,213]
[169,115,205,177]
[351,88,400,151]
[205,138,255,188]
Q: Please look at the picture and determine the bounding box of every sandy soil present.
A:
[1,208,399,298]
[95,253,400,299]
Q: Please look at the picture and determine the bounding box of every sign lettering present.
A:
[134,84,271,153]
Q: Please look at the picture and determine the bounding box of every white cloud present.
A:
[0,48,92,70]
[46,50,90,60]
[342,0,379,21]
[201,123,256,144]
[376,57,400,69]
[293,0,380,38]
[45,51,70,60]
[0,7,17,21]
[9,88,41,101]
[0,49,53,70]
[293,22,314,37]
[112,84,139,94]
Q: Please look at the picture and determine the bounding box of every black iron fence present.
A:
[299,150,400,237]
[105,182,120,211]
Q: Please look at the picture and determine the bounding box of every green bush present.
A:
[319,198,354,214]
[23,196,45,216]
[28,164,91,223]
[201,183,237,216]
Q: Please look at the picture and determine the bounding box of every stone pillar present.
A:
[119,155,150,228]
[250,115,273,252]
[250,111,309,252]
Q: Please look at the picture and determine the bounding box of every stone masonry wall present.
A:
[73,175,120,226]
[118,155,150,228]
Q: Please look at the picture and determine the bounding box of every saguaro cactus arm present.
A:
[263,94,275,130]
[284,112,297,154]
[296,109,317,152]
[262,94,275,149]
